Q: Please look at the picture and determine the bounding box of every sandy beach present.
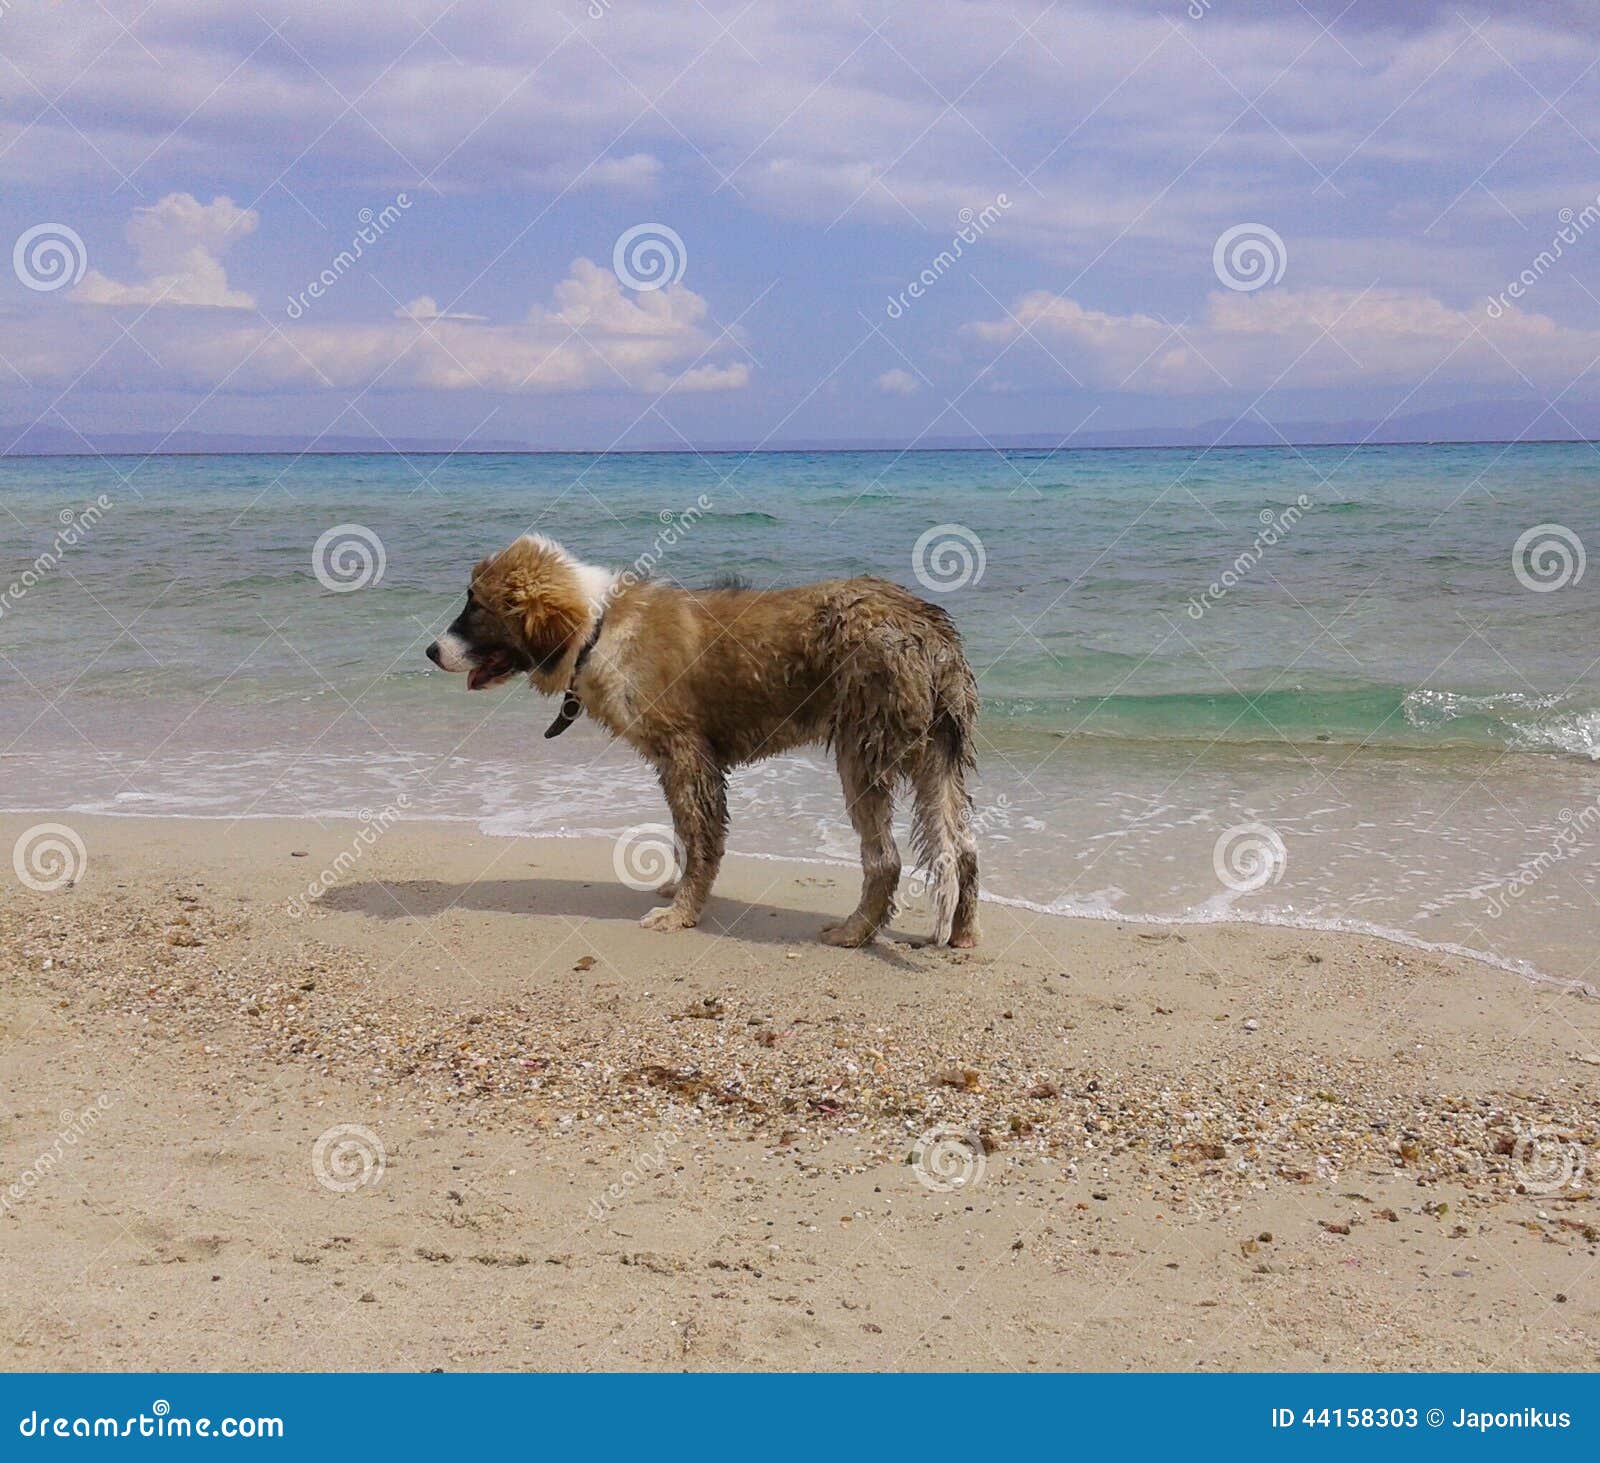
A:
[2,811,1597,1372]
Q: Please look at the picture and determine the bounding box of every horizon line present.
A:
[4,434,1598,461]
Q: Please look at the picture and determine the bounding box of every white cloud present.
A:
[874,368,920,396]
[966,285,1600,394]
[396,296,487,323]
[251,258,749,393]
[74,193,257,309]
[17,223,749,398]
[532,152,664,194]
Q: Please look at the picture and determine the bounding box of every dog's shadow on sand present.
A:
[319,878,924,964]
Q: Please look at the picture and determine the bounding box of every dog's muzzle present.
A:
[427,634,515,689]
[427,631,481,676]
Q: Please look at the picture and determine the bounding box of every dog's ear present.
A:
[475,537,588,678]
[515,580,586,667]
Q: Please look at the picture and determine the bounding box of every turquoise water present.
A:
[3,443,1598,753]
[2,444,1598,986]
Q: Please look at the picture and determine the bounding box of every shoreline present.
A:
[4,805,1592,1000]
[3,811,1597,1370]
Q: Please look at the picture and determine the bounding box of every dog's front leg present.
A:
[641,745,727,932]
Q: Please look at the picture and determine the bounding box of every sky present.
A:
[2,0,1599,450]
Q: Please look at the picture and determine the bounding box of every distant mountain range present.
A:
[666,398,1600,453]
[0,426,538,456]
[3,398,1597,456]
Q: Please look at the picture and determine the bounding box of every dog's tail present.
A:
[911,661,980,945]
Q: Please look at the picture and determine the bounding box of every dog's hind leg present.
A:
[950,827,980,948]
[821,752,901,947]
[641,743,728,932]
[911,732,979,947]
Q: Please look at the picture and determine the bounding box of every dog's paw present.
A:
[641,905,697,932]
[819,919,875,948]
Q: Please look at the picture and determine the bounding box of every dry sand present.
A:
[2,811,1597,1372]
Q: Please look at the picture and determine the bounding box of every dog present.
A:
[426,534,980,947]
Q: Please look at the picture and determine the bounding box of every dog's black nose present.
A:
[425,642,441,665]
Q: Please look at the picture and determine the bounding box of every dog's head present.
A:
[426,535,591,693]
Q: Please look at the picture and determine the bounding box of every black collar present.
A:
[542,611,605,739]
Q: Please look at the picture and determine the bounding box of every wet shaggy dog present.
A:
[426,535,981,947]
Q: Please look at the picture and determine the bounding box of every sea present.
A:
[2,443,1597,991]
